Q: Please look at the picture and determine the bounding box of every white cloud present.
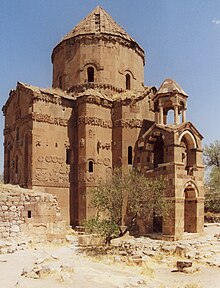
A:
[212,18,220,25]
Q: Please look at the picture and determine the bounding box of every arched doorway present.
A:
[184,184,197,233]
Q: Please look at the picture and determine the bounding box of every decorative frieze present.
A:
[78,116,112,128]
[113,119,143,128]
[33,93,63,105]
[32,112,68,127]
[68,82,123,96]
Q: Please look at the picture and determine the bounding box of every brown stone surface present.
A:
[2,6,204,239]
[0,184,66,242]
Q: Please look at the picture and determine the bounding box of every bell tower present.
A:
[153,79,188,125]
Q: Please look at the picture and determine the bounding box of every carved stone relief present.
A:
[113,119,143,128]
[97,158,102,165]
[102,142,111,150]
[32,112,68,127]
[106,167,112,175]
[64,140,70,148]
[80,138,85,147]
[78,116,112,128]
[34,155,69,186]
[103,158,110,166]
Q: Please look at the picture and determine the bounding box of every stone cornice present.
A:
[67,82,124,94]
[113,87,155,107]
[52,34,145,64]
[33,92,63,105]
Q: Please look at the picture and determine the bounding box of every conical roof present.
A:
[62,6,136,42]
[157,79,188,96]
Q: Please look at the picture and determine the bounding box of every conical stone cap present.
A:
[157,79,188,96]
[62,6,136,42]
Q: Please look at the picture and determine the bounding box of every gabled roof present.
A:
[62,6,136,42]
[157,79,188,96]
[141,121,203,142]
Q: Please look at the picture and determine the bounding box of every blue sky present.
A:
[0,0,220,173]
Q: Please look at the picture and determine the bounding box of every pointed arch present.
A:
[179,130,197,149]
[183,180,199,198]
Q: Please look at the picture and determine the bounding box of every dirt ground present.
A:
[0,224,220,288]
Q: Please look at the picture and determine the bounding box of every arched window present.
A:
[87,67,94,83]
[88,161,94,172]
[126,74,131,90]
[59,75,62,89]
[128,146,133,165]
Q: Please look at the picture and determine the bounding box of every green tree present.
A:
[204,141,220,213]
[85,169,168,244]
[205,167,220,213]
[204,140,220,168]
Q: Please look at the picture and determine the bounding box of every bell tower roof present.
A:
[153,79,188,126]
[157,78,188,97]
[62,6,136,43]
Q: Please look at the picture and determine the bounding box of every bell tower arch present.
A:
[153,79,188,126]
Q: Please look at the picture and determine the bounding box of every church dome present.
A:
[51,6,145,94]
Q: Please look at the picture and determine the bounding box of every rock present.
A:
[173,245,188,257]
[10,225,20,233]
[119,250,128,256]
[2,206,8,211]
[35,257,46,265]
[161,244,174,253]
[176,260,192,272]
[129,255,143,266]
[114,255,122,263]
[51,254,59,260]
[9,206,17,212]
[60,264,74,273]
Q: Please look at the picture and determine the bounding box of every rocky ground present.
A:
[0,224,220,288]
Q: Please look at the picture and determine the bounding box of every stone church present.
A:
[2,6,204,240]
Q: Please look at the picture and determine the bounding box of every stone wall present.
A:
[0,184,66,242]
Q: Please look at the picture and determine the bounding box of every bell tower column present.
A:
[174,106,179,125]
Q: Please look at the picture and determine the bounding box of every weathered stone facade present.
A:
[2,6,204,240]
[0,184,66,242]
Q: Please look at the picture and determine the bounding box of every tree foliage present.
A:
[204,140,220,168]
[205,167,220,213]
[204,141,220,213]
[84,169,168,244]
